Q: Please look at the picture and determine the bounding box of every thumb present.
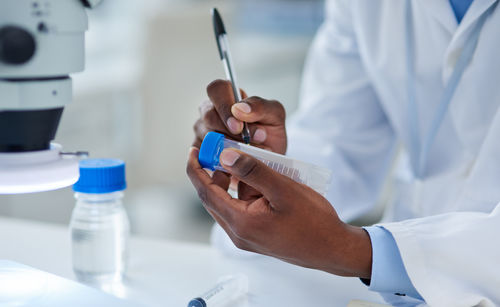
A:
[219,149,294,206]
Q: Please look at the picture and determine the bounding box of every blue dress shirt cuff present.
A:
[363,226,423,300]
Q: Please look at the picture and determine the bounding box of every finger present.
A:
[200,90,247,120]
[188,148,255,252]
[194,114,227,141]
[218,149,297,208]
[231,96,285,127]
[197,100,231,135]
[204,206,254,252]
[198,110,256,140]
[186,147,245,221]
[192,137,202,149]
[207,79,244,135]
[247,124,268,144]
[212,171,230,191]
[238,181,262,202]
[240,88,248,99]
[198,99,213,117]
[194,113,267,146]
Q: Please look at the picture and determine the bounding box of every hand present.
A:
[193,79,287,155]
[186,147,373,278]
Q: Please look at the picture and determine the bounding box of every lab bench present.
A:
[0,217,383,306]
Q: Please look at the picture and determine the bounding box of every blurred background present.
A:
[0,0,325,243]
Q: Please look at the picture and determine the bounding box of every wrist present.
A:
[321,223,373,279]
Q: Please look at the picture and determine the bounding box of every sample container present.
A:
[198,132,332,195]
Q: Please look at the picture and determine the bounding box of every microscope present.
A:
[0,0,102,194]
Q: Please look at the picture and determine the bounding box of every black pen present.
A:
[212,8,251,144]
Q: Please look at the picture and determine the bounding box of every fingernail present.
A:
[227,117,242,134]
[234,102,251,113]
[253,128,267,143]
[220,150,240,166]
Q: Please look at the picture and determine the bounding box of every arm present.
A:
[186,148,428,305]
[287,0,396,221]
[381,206,500,306]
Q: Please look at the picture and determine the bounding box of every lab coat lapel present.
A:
[455,0,498,37]
[419,0,458,34]
[443,0,498,82]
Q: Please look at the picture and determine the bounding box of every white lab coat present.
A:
[286,0,500,306]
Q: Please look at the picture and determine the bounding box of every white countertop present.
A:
[0,217,383,306]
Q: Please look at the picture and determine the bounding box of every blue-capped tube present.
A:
[198,132,332,196]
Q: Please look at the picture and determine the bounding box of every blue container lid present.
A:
[73,159,127,194]
[199,132,225,171]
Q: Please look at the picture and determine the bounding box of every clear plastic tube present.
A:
[199,132,332,196]
[188,275,248,307]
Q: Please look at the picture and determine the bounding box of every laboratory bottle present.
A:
[70,159,130,285]
[199,132,332,195]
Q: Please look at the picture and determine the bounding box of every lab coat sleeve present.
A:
[381,204,500,307]
[286,0,396,221]
[363,226,422,300]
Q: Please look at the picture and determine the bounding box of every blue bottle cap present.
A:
[199,132,225,171]
[73,159,127,194]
